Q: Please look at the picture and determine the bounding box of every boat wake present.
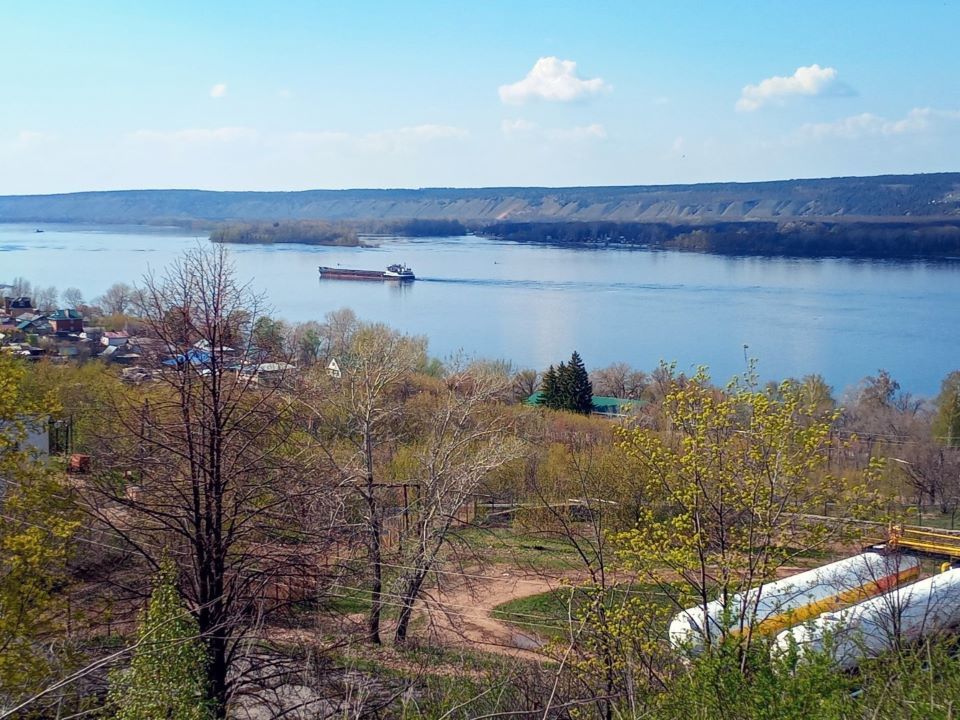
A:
[419,276,689,292]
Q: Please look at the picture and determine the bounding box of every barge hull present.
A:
[318,266,415,281]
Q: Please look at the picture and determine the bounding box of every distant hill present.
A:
[1,173,959,225]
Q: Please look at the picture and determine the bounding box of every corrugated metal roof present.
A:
[47,309,83,320]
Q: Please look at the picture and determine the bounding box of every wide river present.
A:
[1,223,958,396]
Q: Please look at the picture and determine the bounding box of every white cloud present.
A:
[12,130,56,149]
[126,127,258,144]
[500,118,539,136]
[357,124,468,153]
[127,124,467,153]
[499,57,610,104]
[285,125,468,155]
[737,64,847,112]
[384,124,468,141]
[800,107,960,140]
[277,88,293,99]
[209,83,228,99]
[546,123,607,141]
[287,130,352,146]
[501,119,606,141]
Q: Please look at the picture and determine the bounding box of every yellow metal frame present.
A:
[888,524,960,559]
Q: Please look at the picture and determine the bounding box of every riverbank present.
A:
[475,218,960,260]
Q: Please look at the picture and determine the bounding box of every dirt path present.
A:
[415,563,811,660]
[269,564,816,662]
[417,567,578,661]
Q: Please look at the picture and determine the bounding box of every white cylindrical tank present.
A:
[669,552,920,655]
[775,567,960,670]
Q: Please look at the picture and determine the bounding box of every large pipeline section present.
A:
[774,566,960,670]
[668,552,921,655]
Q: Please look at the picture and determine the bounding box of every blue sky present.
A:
[2,0,958,193]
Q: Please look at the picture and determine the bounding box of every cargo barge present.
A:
[318,263,415,281]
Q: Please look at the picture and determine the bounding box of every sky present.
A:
[1,0,959,194]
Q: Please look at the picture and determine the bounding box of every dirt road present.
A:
[417,567,576,661]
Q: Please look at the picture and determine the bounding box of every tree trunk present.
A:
[394,569,427,643]
[208,635,229,719]
[364,426,383,645]
[366,498,383,645]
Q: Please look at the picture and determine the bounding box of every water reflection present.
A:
[1,223,959,395]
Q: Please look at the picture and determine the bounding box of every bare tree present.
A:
[98,282,135,315]
[896,442,960,519]
[590,362,647,400]
[33,285,58,312]
[83,247,324,716]
[318,307,359,364]
[61,287,85,309]
[511,368,540,402]
[300,322,425,644]
[392,363,526,643]
[287,320,325,367]
[9,276,31,298]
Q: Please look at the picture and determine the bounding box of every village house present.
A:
[236,361,297,388]
[80,326,104,344]
[101,330,130,347]
[15,313,53,336]
[47,308,84,334]
[3,296,36,318]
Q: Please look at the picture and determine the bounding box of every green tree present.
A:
[564,350,593,414]
[87,248,317,715]
[538,365,559,408]
[107,560,213,720]
[0,355,79,706]
[613,370,879,662]
[651,643,853,720]
[933,370,960,447]
[251,316,289,357]
[538,353,593,414]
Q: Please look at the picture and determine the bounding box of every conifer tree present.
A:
[538,354,593,413]
[554,361,570,411]
[107,560,213,720]
[565,351,594,414]
[539,364,559,408]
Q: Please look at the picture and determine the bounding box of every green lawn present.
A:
[451,526,600,571]
[323,585,373,614]
[491,582,673,640]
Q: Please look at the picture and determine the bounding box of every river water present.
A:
[1,223,958,396]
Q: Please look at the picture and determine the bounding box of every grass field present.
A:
[491,582,673,640]
[452,526,599,571]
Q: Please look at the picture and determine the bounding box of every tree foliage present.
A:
[0,355,78,705]
[933,370,960,447]
[538,351,593,414]
[85,247,322,716]
[613,369,880,658]
[107,560,213,720]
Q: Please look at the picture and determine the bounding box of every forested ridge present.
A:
[481,218,960,258]
[4,173,960,258]
[1,173,958,225]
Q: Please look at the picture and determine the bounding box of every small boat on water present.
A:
[319,263,415,282]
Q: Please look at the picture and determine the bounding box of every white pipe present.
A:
[775,567,960,670]
[669,553,921,655]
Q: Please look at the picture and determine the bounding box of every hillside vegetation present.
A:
[5,173,960,258]
[1,173,958,225]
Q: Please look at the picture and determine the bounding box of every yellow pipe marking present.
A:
[730,566,920,638]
